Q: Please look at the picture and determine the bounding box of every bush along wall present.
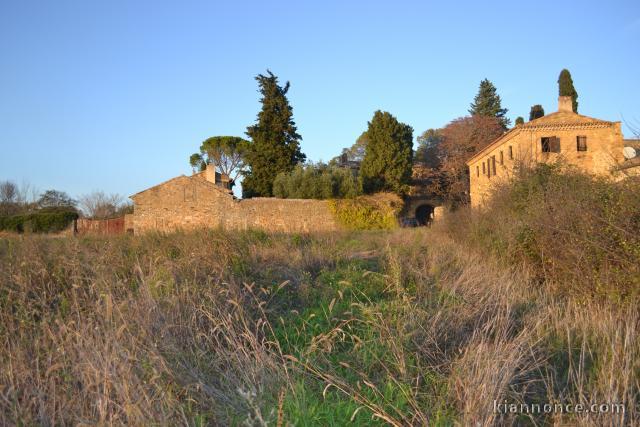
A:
[0,210,78,233]
[328,193,403,230]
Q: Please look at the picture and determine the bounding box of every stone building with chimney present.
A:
[128,164,340,233]
[466,96,635,208]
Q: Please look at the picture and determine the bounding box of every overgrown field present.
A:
[1,222,637,425]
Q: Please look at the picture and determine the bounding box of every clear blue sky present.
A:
[1,0,639,199]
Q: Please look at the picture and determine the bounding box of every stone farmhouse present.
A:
[128,96,638,233]
[129,164,339,233]
[467,96,638,208]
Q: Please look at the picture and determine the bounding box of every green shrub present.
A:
[273,163,361,199]
[438,163,640,300]
[329,193,403,230]
[0,210,78,233]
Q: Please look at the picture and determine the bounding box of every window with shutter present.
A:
[542,136,561,153]
[577,136,587,151]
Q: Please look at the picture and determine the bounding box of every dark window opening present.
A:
[415,204,434,226]
[500,151,504,165]
[577,136,587,152]
[482,162,486,174]
[487,159,491,178]
[541,136,560,153]
[491,156,496,175]
[476,166,479,177]
[509,145,513,159]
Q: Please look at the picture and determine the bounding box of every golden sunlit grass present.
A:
[0,220,637,425]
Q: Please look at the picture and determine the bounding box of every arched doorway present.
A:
[415,204,434,226]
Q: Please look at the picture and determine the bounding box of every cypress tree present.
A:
[558,69,578,112]
[360,111,413,195]
[515,117,524,126]
[469,79,510,129]
[243,71,305,198]
[529,105,545,121]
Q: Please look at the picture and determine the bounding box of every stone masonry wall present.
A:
[468,123,624,208]
[131,174,339,234]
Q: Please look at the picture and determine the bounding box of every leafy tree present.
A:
[189,153,206,172]
[529,105,545,121]
[515,117,525,126]
[189,136,249,185]
[437,115,503,204]
[272,163,361,199]
[415,128,443,168]
[359,111,414,194]
[331,132,368,165]
[243,71,305,198]
[37,190,77,209]
[469,78,510,129]
[558,69,578,112]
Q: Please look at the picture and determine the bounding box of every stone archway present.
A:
[415,204,434,226]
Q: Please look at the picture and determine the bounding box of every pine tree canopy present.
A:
[515,117,524,126]
[468,78,511,129]
[359,110,414,195]
[529,104,545,121]
[242,70,305,198]
[558,69,579,113]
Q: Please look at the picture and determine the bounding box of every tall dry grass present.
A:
[0,230,364,425]
[0,197,637,425]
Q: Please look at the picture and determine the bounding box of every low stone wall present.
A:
[237,198,338,232]
[130,175,339,234]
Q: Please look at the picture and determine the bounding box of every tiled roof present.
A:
[518,111,614,129]
[466,111,617,165]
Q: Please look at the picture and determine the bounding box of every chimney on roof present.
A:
[558,96,573,113]
[204,163,216,184]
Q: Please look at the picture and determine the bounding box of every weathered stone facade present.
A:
[130,165,339,233]
[467,96,630,208]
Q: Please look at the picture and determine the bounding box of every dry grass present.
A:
[0,219,637,425]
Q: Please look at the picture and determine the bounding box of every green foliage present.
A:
[529,104,545,121]
[441,164,640,300]
[558,69,578,112]
[189,136,249,183]
[272,163,361,199]
[330,132,368,165]
[359,111,413,195]
[468,78,510,129]
[243,70,306,198]
[514,116,524,126]
[0,210,78,233]
[37,190,77,209]
[329,194,402,230]
[415,128,443,167]
[189,153,206,171]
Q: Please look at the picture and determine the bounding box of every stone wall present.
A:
[236,198,338,232]
[469,124,623,207]
[467,99,626,208]
[130,174,339,234]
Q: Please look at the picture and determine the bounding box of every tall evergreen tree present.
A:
[469,78,510,129]
[529,104,545,121]
[243,71,305,198]
[558,69,578,112]
[360,111,413,194]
